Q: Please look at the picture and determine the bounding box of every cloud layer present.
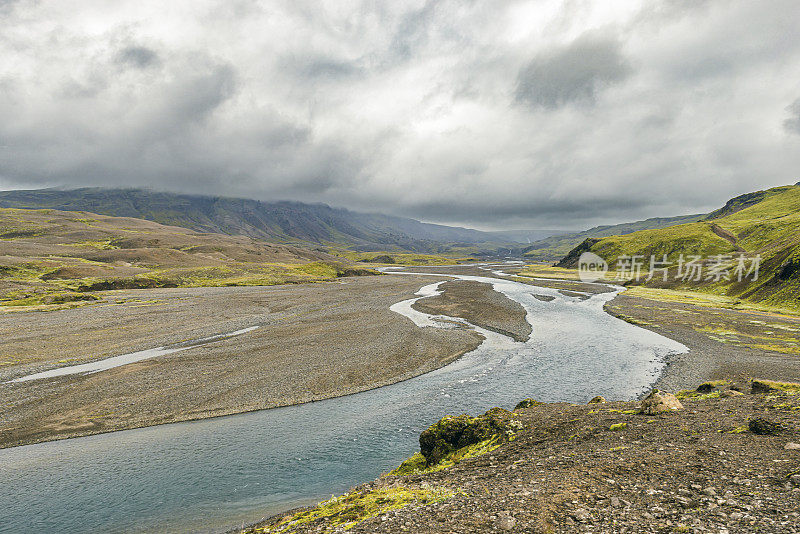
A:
[1,0,799,229]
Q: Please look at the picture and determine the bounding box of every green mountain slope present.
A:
[558,184,800,309]
[521,214,706,261]
[0,188,516,254]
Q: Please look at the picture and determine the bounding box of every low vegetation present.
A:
[554,184,800,311]
[0,207,376,310]
[248,485,456,534]
[521,214,705,262]
[327,250,470,266]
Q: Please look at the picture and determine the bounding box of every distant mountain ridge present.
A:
[521,213,707,261]
[0,188,518,253]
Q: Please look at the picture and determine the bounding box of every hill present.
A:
[557,184,800,310]
[521,214,706,261]
[0,188,517,254]
[0,207,374,308]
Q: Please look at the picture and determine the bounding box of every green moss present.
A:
[388,435,505,477]
[514,398,544,410]
[676,389,721,400]
[726,425,748,434]
[73,239,120,250]
[609,422,628,431]
[254,485,456,533]
[752,379,800,395]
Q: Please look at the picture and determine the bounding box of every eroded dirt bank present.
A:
[0,275,484,449]
[411,279,532,342]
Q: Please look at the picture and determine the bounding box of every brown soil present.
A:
[412,280,531,342]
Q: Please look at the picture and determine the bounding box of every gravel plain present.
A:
[0,274,484,449]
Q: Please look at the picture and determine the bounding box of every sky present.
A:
[1,0,799,231]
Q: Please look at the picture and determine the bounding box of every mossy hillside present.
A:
[247,485,456,534]
[556,184,800,311]
[0,207,377,309]
[418,407,523,466]
[521,214,706,262]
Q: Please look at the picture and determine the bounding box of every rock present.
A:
[497,512,516,531]
[610,496,621,508]
[784,442,800,450]
[640,390,683,415]
[702,487,717,496]
[419,408,518,465]
[572,508,590,522]
[748,418,783,436]
[588,395,607,404]
[514,398,543,410]
[696,382,717,393]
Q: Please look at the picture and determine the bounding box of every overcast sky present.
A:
[1,0,799,230]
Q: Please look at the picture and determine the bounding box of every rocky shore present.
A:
[241,379,800,533]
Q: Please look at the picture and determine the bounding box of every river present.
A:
[0,270,686,533]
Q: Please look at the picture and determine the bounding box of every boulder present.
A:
[588,395,607,404]
[496,512,516,531]
[419,407,519,466]
[784,442,800,450]
[514,398,544,410]
[640,390,683,415]
[696,383,716,393]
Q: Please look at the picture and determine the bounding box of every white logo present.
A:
[578,252,608,282]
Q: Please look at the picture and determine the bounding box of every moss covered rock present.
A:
[514,398,544,410]
[419,407,520,466]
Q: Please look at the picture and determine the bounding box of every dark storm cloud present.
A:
[784,99,800,135]
[116,46,160,69]
[1,0,800,230]
[514,33,631,109]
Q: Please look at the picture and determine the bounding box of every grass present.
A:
[514,265,582,281]
[521,214,705,262]
[251,485,456,533]
[553,185,800,312]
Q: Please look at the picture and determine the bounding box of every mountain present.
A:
[486,229,568,244]
[521,214,707,261]
[0,188,517,253]
[557,184,800,309]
